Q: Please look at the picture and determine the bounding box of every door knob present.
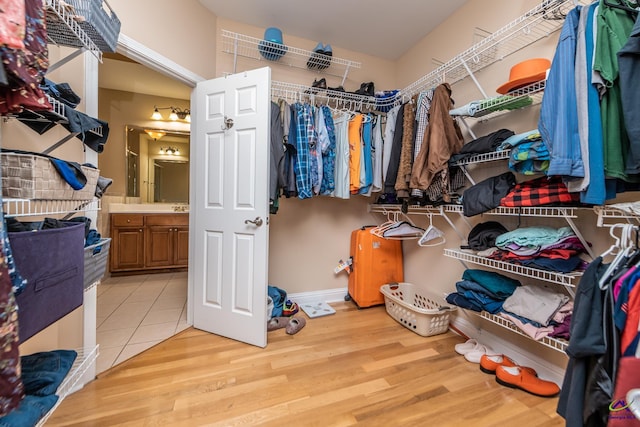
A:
[244,217,263,227]
[221,116,234,130]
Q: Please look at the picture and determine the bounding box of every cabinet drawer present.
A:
[111,213,144,227]
[145,214,189,226]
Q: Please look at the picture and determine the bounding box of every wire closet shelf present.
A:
[374,0,587,110]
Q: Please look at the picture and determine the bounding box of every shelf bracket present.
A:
[459,57,488,99]
[42,132,80,155]
[562,212,596,260]
[47,48,86,74]
[458,117,477,140]
[232,33,239,74]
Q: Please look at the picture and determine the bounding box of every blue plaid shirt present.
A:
[294,103,313,199]
[320,106,336,195]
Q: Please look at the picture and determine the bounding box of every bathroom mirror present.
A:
[125,125,190,203]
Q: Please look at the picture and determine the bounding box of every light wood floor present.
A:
[47,302,564,426]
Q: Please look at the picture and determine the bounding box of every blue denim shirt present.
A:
[539,6,585,178]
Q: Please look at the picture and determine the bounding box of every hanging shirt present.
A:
[371,116,384,193]
[311,106,323,195]
[293,103,313,199]
[348,113,364,194]
[319,105,336,195]
[411,90,434,198]
[333,111,351,199]
[593,1,635,181]
[383,105,401,183]
[359,115,373,195]
[581,3,609,205]
[538,6,584,179]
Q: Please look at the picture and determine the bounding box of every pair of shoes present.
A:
[267,316,289,331]
[354,82,375,97]
[307,42,332,70]
[454,338,479,355]
[286,316,306,335]
[480,354,537,376]
[495,365,560,397]
[267,316,306,335]
[463,345,493,363]
[283,300,299,316]
[327,85,345,93]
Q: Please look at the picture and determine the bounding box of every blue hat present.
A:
[259,27,288,61]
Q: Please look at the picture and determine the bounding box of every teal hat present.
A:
[259,27,288,61]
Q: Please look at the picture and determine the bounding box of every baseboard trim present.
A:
[287,288,349,305]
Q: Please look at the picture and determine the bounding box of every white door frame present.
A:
[115,33,206,326]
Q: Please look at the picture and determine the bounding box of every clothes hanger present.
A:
[418,214,446,247]
[603,0,639,15]
[370,211,401,238]
[382,221,425,240]
[599,224,635,290]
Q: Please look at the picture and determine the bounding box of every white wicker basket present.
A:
[1,152,99,200]
[380,283,456,337]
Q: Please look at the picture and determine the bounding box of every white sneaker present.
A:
[454,339,479,355]
[464,345,494,363]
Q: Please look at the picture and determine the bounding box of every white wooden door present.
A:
[190,67,271,347]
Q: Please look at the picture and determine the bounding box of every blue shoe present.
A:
[322,44,332,55]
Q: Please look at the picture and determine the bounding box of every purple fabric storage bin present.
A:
[9,222,84,343]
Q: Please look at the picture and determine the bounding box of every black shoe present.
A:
[312,78,327,89]
[354,82,375,97]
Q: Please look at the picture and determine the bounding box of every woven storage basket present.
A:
[1,152,99,200]
[65,0,121,52]
[380,283,456,337]
[84,237,111,288]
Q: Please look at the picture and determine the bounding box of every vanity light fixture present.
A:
[151,105,191,122]
[159,146,180,155]
[144,129,166,141]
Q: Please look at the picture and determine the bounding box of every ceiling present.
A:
[198,0,471,61]
[99,1,472,100]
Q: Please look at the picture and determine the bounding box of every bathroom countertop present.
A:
[109,203,189,213]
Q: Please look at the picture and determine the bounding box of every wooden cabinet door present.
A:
[174,226,190,267]
[145,225,174,268]
[110,226,145,271]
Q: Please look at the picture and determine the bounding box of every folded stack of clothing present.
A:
[0,350,77,426]
[446,269,573,342]
[482,226,589,273]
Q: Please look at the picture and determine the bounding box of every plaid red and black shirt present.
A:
[500,176,580,207]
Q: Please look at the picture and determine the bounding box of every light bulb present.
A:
[169,110,178,121]
[151,108,162,120]
[185,113,191,123]
[159,148,165,154]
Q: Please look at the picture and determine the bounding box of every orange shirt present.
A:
[348,114,364,194]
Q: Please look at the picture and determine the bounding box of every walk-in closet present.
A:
[1,0,640,425]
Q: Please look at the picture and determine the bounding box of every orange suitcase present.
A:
[348,226,404,308]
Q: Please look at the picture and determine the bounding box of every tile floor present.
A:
[95,271,189,374]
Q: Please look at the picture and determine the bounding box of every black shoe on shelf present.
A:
[312,78,327,89]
